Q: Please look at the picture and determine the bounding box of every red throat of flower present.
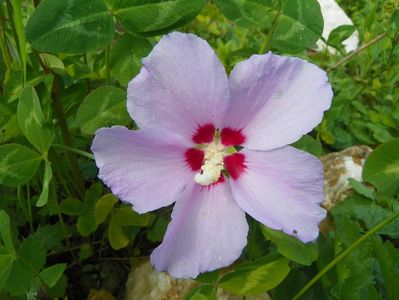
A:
[185,124,246,186]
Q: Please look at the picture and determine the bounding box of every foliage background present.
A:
[0,0,399,299]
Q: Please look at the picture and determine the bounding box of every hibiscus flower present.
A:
[92,32,333,278]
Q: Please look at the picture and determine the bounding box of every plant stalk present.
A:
[292,212,399,300]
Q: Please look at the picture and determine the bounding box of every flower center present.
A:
[184,124,247,186]
[194,140,227,186]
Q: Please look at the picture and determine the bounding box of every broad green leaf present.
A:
[215,0,323,52]
[185,285,217,300]
[6,260,35,296]
[327,25,356,48]
[107,0,207,36]
[17,87,54,154]
[19,237,46,272]
[270,0,324,52]
[26,0,115,53]
[292,135,323,157]
[0,247,14,291]
[108,213,129,250]
[347,178,375,200]
[95,193,118,226]
[219,255,291,296]
[374,239,399,300]
[261,225,318,266]
[110,34,152,86]
[77,211,97,236]
[147,216,169,242]
[108,207,151,250]
[60,198,85,216]
[40,264,67,288]
[75,86,130,135]
[0,144,42,187]
[388,10,399,36]
[0,210,15,255]
[76,183,103,236]
[214,0,276,29]
[113,207,151,227]
[31,224,63,251]
[330,215,380,300]
[363,138,399,196]
[79,244,93,260]
[36,160,53,207]
[332,195,399,238]
[39,53,65,73]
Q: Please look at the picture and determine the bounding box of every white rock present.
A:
[125,260,270,300]
[318,0,359,52]
[321,145,372,210]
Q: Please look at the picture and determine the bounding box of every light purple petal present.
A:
[127,32,230,140]
[151,183,248,278]
[229,147,326,242]
[223,52,333,151]
[91,126,193,213]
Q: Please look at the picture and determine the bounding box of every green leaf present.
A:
[95,193,118,226]
[110,34,152,86]
[330,215,380,300]
[79,244,93,260]
[147,216,169,242]
[363,138,399,196]
[108,207,151,250]
[0,211,15,255]
[107,0,207,36]
[36,160,53,207]
[40,264,67,288]
[31,224,63,251]
[185,285,217,300]
[26,0,115,53]
[108,213,129,250]
[5,237,46,296]
[215,0,323,52]
[270,0,324,52]
[75,86,130,135]
[292,135,323,157]
[19,237,46,272]
[0,144,42,187]
[219,255,291,296]
[261,225,318,266]
[17,87,54,154]
[347,178,375,200]
[77,211,97,236]
[60,198,85,216]
[327,25,356,48]
[214,0,277,29]
[374,239,399,300]
[113,207,151,227]
[39,53,65,73]
[332,195,399,238]
[0,247,14,292]
[5,260,35,296]
[76,183,103,236]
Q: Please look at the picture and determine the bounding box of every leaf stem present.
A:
[26,182,33,232]
[52,144,94,160]
[292,212,399,300]
[329,33,387,70]
[259,0,281,54]
[7,0,26,84]
[0,4,12,71]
